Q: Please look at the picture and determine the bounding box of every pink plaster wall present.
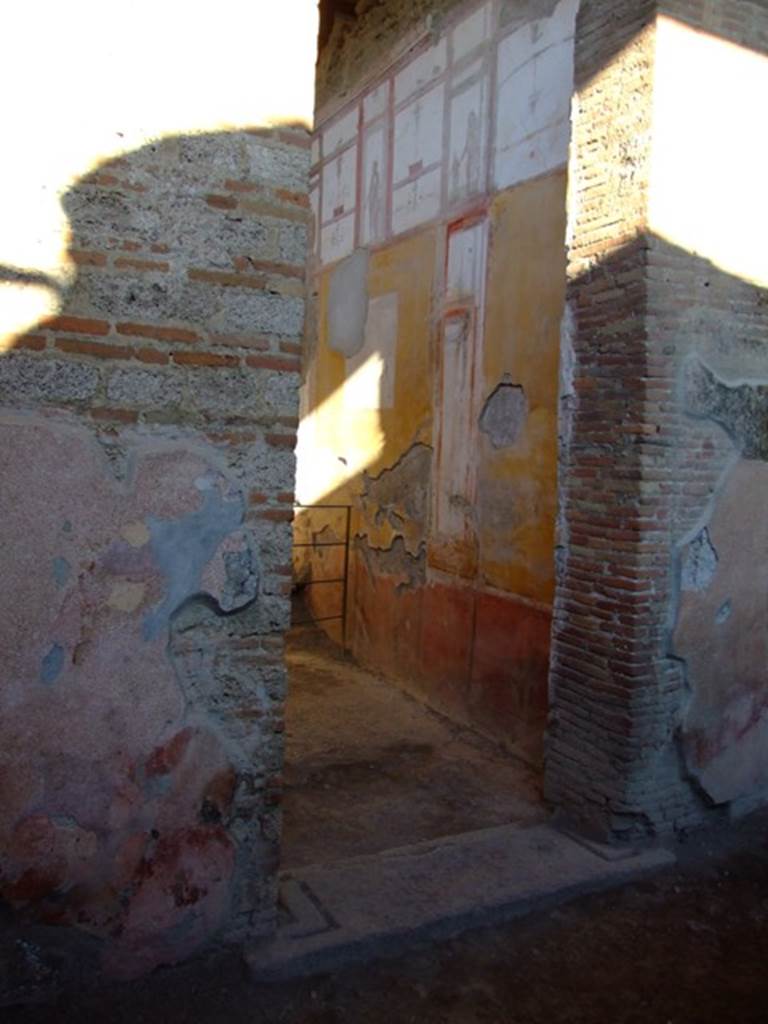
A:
[0,416,249,975]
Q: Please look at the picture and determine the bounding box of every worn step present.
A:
[246,823,675,980]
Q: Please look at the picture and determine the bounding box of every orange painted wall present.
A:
[479,171,567,604]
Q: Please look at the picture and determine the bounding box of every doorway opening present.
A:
[279,0,574,874]
[281,502,545,871]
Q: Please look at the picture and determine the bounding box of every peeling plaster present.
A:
[673,460,768,805]
[681,527,718,592]
[40,643,64,685]
[143,488,254,641]
[684,358,768,461]
[52,557,71,589]
[715,599,732,625]
[327,248,370,357]
[360,442,432,556]
[356,534,427,591]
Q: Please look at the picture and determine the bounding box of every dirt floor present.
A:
[7,810,768,1023]
[281,628,543,868]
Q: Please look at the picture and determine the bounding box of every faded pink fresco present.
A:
[676,460,768,806]
[0,412,250,976]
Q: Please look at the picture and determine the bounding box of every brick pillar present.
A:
[545,0,699,840]
[548,0,768,840]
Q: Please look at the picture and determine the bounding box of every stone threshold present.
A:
[246,822,675,980]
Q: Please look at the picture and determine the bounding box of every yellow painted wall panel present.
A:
[479,171,568,602]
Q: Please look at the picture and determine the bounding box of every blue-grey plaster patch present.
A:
[142,487,247,641]
[681,528,718,592]
[51,816,80,829]
[145,773,173,799]
[716,599,733,625]
[52,556,72,588]
[221,548,260,611]
[40,644,65,685]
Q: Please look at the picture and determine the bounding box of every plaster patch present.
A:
[446,216,488,302]
[681,528,718,592]
[479,381,528,448]
[121,521,151,548]
[327,249,370,358]
[360,442,432,555]
[323,105,359,156]
[683,358,768,461]
[108,581,146,614]
[716,599,733,625]
[356,535,427,591]
[435,314,477,544]
[143,488,245,641]
[52,557,71,588]
[40,643,65,685]
[363,83,388,123]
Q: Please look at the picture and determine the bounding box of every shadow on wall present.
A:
[0,127,309,987]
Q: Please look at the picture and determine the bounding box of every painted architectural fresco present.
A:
[431,217,489,578]
[310,0,576,266]
[297,0,576,763]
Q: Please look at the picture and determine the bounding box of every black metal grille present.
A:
[292,503,352,648]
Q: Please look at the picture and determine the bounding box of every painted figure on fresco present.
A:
[334,154,344,216]
[368,159,382,240]
[465,108,481,193]
[452,107,482,199]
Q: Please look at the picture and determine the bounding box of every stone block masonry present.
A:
[0,127,310,978]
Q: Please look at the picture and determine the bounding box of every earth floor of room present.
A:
[280,626,544,869]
